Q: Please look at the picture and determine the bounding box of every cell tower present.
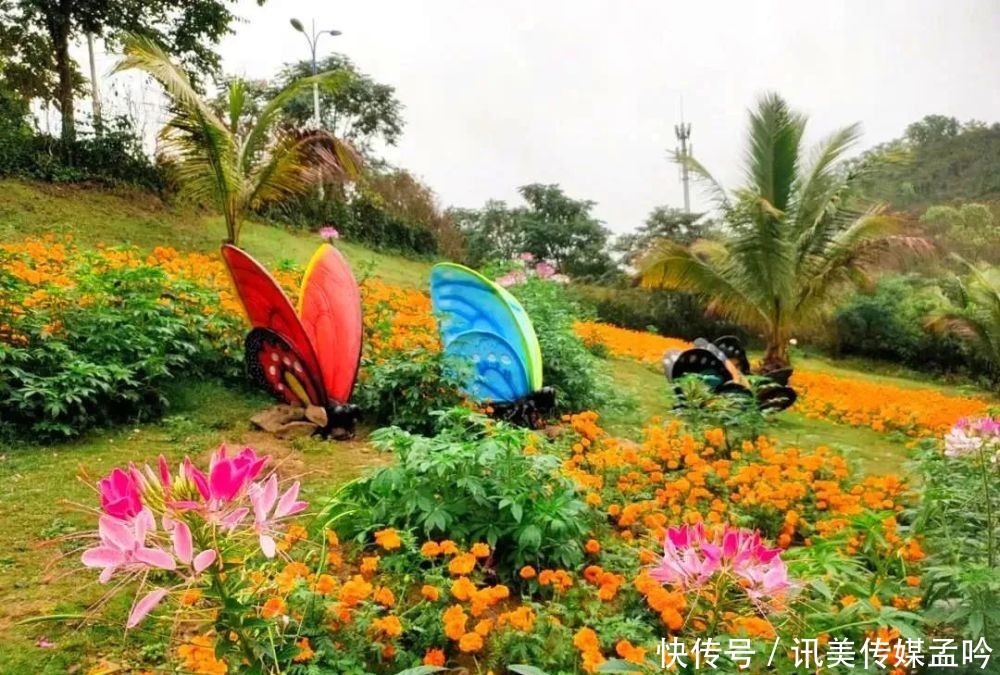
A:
[674,118,692,213]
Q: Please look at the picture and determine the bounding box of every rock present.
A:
[251,405,311,434]
[274,421,320,440]
[305,405,329,427]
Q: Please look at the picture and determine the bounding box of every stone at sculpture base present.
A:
[250,405,319,439]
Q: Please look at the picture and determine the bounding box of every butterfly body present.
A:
[430,263,552,427]
[222,244,363,439]
[664,336,797,412]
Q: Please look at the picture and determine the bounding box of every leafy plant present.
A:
[113,33,360,244]
[322,409,593,570]
[640,92,929,370]
[927,259,1000,382]
[508,277,624,415]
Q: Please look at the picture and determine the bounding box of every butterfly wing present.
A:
[221,244,328,406]
[713,335,751,374]
[297,244,363,404]
[430,263,542,396]
[668,347,735,390]
[445,330,531,403]
[245,328,326,407]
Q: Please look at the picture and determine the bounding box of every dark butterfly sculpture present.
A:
[222,244,363,439]
[663,335,797,412]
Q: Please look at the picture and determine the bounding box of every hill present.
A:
[0,179,433,289]
[855,116,1000,212]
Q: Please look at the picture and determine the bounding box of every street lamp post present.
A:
[290,17,342,128]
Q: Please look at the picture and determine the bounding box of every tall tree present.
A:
[7,0,265,143]
[114,34,359,244]
[272,55,403,152]
[615,206,707,266]
[517,183,613,279]
[449,200,523,266]
[640,93,929,370]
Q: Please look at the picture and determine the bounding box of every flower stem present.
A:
[978,444,995,568]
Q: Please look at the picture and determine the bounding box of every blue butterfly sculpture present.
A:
[430,263,554,427]
[663,335,797,412]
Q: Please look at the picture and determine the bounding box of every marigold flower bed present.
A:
[573,320,991,437]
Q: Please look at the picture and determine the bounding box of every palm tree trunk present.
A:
[762,340,790,372]
[48,6,75,145]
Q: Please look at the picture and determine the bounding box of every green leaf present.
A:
[509,666,551,675]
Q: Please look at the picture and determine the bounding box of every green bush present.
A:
[508,277,624,415]
[0,255,241,440]
[261,192,439,256]
[833,275,985,376]
[0,110,163,190]
[570,283,751,343]
[911,429,1000,640]
[322,408,593,571]
[353,347,465,435]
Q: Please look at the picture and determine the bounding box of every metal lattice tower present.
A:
[674,120,692,213]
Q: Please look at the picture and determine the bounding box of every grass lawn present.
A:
[0,379,386,673]
[0,179,433,289]
[601,357,918,476]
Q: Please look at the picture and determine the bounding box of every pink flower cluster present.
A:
[650,523,791,602]
[82,446,307,628]
[945,416,1000,461]
[319,225,340,241]
[495,253,570,287]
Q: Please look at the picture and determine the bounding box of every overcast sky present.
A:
[91,0,1000,233]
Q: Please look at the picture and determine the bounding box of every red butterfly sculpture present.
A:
[221,244,363,438]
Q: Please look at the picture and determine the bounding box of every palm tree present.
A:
[640,93,927,370]
[927,259,1000,379]
[114,34,359,245]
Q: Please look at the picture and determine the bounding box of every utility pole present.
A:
[86,33,103,135]
[674,118,692,214]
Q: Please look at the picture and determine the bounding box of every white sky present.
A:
[84,0,1000,233]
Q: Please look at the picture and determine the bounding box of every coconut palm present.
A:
[927,260,1000,379]
[640,93,928,370]
[114,34,359,245]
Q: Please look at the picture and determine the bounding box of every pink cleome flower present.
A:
[319,226,340,241]
[650,523,791,602]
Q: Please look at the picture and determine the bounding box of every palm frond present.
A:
[744,93,805,212]
[639,240,769,329]
[242,70,351,172]
[673,151,731,210]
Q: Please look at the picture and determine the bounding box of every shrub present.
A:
[323,409,593,570]
[0,242,242,439]
[0,114,164,190]
[261,191,440,256]
[508,277,624,415]
[912,417,1000,640]
[833,275,981,376]
[570,283,751,343]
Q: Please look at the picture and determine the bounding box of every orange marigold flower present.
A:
[585,539,601,554]
[360,555,380,575]
[448,553,476,576]
[440,540,460,556]
[470,542,491,558]
[372,615,403,638]
[458,632,484,653]
[374,528,402,551]
[474,619,493,636]
[179,588,202,606]
[315,574,336,595]
[423,648,446,666]
[293,638,314,663]
[421,584,441,602]
[615,639,646,664]
[442,604,468,640]
[373,586,396,607]
[260,597,286,619]
[420,541,442,557]
[519,565,537,579]
[451,576,476,601]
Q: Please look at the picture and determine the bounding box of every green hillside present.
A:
[0,179,433,289]
[856,117,1000,211]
